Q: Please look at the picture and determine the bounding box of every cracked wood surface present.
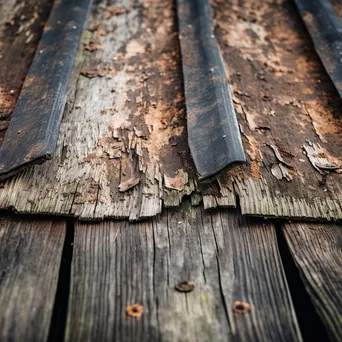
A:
[283,222,342,342]
[0,216,65,342]
[0,0,341,220]
[65,203,302,342]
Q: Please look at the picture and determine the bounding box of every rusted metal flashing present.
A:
[294,0,342,98]
[176,0,246,181]
[0,0,92,180]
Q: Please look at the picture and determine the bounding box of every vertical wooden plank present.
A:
[0,216,66,342]
[283,222,342,342]
[66,203,302,341]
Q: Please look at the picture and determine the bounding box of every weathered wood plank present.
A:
[0,216,66,342]
[0,0,340,221]
[283,222,342,342]
[66,203,302,341]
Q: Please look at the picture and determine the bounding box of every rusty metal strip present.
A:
[176,0,246,181]
[294,0,342,98]
[0,0,93,180]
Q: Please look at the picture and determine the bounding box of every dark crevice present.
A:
[275,223,330,342]
[47,218,75,342]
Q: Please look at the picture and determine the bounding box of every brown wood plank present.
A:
[0,216,66,342]
[283,222,342,342]
[66,204,302,341]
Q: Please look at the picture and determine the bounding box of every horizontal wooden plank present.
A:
[0,0,340,220]
[65,203,302,342]
[283,222,342,342]
[0,216,66,342]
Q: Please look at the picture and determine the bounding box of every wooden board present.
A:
[283,222,342,342]
[65,203,302,342]
[0,216,65,342]
[0,0,340,220]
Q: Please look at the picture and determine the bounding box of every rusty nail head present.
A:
[126,304,144,318]
[232,301,250,313]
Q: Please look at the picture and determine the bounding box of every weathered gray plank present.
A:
[0,216,65,342]
[66,203,302,341]
[283,222,342,342]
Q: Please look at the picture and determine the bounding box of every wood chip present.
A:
[118,177,140,192]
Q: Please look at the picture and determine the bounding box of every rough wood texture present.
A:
[283,222,342,342]
[66,203,302,342]
[0,0,341,220]
[0,216,65,342]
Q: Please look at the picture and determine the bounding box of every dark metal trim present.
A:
[0,0,93,180]
[176,0,246,181]
[294,0,342,98]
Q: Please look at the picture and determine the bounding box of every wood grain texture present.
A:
[0,216,65,342]
[66,203,302,342]
[283,222,342,342]
[0,0,340,221]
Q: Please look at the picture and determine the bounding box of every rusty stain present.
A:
[249,161,261,181]
[105,6,127,17]
[126,304,144,318]
[304,101,342,143]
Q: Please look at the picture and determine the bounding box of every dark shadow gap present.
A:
[275,222,330,342]
[47,218,75,342]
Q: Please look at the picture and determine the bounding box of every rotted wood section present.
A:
[283,222,342,342]
[0,216,65,342]
[0,0,341,220]
[65,203,302,342]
